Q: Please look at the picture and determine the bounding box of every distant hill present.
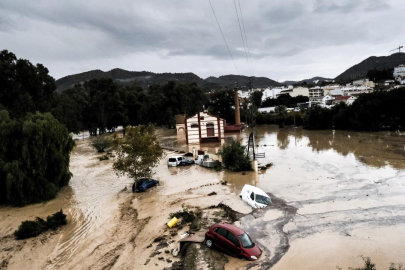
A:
[56,68,205,92]
[335,53,405,81]
[56,69,282,92]
[282,77,333,85]
[205,75,282,90]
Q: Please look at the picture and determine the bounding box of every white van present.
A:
[167,156,184,167]
[239,184,271,209]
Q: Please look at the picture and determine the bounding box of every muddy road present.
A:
[1,126,405,269]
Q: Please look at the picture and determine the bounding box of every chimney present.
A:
[234,88,241,125]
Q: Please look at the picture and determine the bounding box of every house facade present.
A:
[309,86,324,101]
[176,112,225,144]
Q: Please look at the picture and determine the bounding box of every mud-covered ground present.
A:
[1,126,405,270]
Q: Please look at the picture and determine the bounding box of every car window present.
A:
[238,233,255,248]
[136,179,147,187]
[256,194,270,205]
[227,232,239,246]
[216,228,228,238]
[250,192,255,200]
[177,157,182,161]
[168,158,176,162]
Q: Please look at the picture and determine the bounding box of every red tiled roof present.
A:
[334,95,351,101]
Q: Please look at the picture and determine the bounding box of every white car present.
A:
[167,156,184,167]
[239,184,271,209]
[168,156,195,167]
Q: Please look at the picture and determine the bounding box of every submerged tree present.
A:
[113,125,163,181]
[218,139,252,172]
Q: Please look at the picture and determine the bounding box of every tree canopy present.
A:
[0,50,56,118]
[0,111,74,206]
[218,139,252,172]
[113,125,163,180]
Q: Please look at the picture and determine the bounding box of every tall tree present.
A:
[113,125,163,182]
[0,50,56,118]
[0,111,74,206]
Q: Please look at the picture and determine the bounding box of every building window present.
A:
[200,116,204,120]
[206,123,214,128]
[190,124,199,128]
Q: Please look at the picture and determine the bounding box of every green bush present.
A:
[14,218,47,240]
[0,111,74,206]
[46,210,67,229]
[218,139,252,172]
[14,210,67,240]
[91,137,112,152]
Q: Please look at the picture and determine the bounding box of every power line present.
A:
[237,0,254,76]
[208,0,240,75]
[234,0,252,76]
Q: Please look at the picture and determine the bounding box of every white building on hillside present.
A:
[323,84,341,96]
[262,86,292,100]
[394,65,405,78]
[291,87,309,97]
[353,78,375,88]
[309,86,324,101]
[238,90,251,99]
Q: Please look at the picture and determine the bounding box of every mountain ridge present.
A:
[335,53,405,81]
[56,69,282,92]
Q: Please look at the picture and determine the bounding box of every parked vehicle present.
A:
[167,156,194,167]
[195,154,219,168]
[240,185,271,209]
[132,178,159,192]
[205,222,262,261]
[179,158,194,166]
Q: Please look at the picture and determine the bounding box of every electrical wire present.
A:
[208,0,240,75]
[234,0,252,76]
[237,0,254,76]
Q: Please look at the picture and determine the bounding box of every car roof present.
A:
[214,222,245,236]
[168,156,182,159]
[242,184,269,198]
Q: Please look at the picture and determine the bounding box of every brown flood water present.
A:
[1,126,405,269]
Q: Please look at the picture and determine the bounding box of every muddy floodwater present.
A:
[1,125,405,270]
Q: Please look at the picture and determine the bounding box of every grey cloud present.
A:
[0,0,403,80]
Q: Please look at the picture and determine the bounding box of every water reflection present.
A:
[158,126,405,170]
[248,126,405,170]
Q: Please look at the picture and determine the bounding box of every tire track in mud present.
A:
[88,197,151,270]
[240,193,297,270]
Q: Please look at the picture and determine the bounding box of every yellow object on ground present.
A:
[167,217,178,228]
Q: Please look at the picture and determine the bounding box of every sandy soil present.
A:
[1,126,405,270]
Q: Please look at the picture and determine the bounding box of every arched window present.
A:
[190,124,199,128]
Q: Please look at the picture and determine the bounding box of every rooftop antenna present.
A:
[390,46,403,53]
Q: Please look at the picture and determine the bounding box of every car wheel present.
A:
[205,238,214,248]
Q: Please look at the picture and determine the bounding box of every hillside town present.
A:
[237,64,405,112]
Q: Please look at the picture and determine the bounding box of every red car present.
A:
[205,222,262,261]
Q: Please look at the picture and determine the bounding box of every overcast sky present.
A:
[1,0,404,81]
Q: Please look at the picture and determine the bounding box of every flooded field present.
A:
[1,125,405,269]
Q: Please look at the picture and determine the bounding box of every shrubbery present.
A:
[14,210,67,240]
[0,111,74,206]
[218,139,252,172]
[90,136,112,152]
[338,256,403,270]
[304,89,405,131]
